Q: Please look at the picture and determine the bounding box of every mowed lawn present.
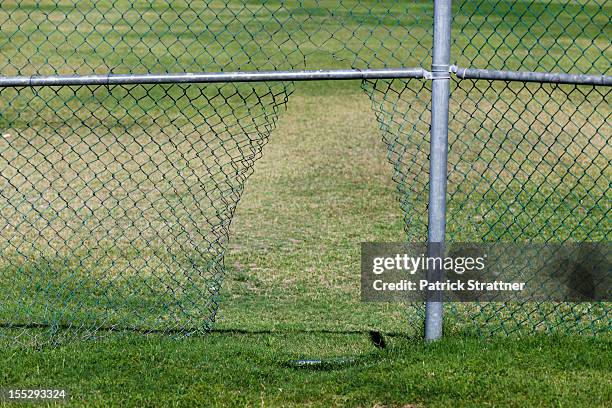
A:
[0,81,609,407]
[0,1,610,407]
[1,333,610,407]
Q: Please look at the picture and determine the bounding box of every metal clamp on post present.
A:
[430,63,451,80]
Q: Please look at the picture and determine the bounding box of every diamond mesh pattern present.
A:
[364,77,610,336]
[0,0,432,76]
[0,1,610,344]
[0,82,291,345]
[364,0,610,336]
[0,1,433,345]
[453,0,611,74]
[445,0,611,336]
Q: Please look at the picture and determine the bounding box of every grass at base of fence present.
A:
[0,78,609,405]
[0,333,610,407]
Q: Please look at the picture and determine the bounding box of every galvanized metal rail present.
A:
[0,68,426,87]
[0,67,610,88]
[452,66,612,86]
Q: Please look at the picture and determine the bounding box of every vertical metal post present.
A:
[425,0,452,341]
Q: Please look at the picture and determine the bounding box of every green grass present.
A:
[1,334,610,407]
[0,82,609,406]
[0,1,610,406]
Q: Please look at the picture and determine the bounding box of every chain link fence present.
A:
[0,1,609,345]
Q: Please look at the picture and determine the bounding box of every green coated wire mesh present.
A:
[365,78,610,336]
[0,83,291,345]
[0,1,610,345]
[449,0,610,336]
[363,0,610,336]
[0,1,433,346]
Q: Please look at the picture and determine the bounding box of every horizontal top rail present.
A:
[0,68,426,88]
[452,66,612,86]
[0,67,610,88]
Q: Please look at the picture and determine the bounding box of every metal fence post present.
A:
[425,0,452,342]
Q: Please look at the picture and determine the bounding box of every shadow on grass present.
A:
[0,321,411,338]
